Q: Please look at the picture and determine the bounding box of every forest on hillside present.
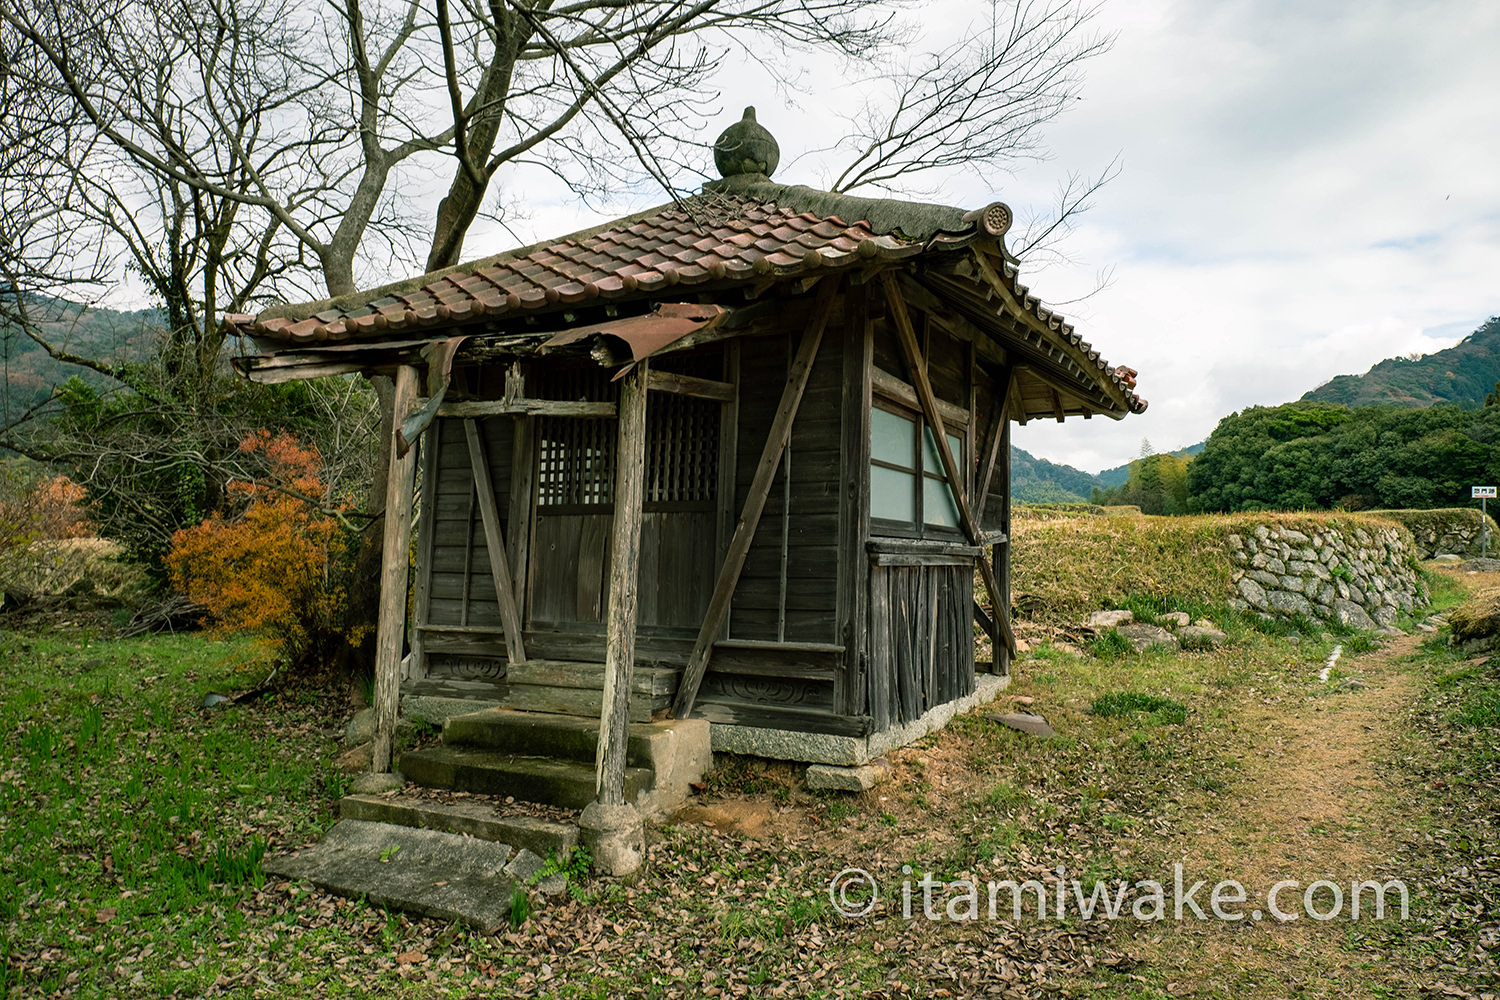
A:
[1096,398,1500,513]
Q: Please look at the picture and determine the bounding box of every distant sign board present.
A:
[1475,486,1498,499]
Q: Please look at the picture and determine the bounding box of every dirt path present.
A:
[1208,635,1419,881]
[1128,635,1427,997]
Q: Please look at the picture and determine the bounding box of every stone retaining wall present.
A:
[1227,522,1425,630]
[1365,509,1499,560]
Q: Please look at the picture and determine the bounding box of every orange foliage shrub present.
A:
[31,476,94,539]
[166,431,357,665]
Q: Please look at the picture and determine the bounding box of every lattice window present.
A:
[646,394,718,506]
[537,418,616,507]
[534,377,719,510]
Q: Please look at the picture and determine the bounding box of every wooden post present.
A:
[464,419,528,665]
[372,364,421,774]
[407,419,443,682]
[671,279,841,720]
[596,363,649,805]
[995,414,1014,676]
[508,416,535,622]
[835,283,872,717]
[881,272,1016,658]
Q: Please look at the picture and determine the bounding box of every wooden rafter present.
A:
[968,250,1130,416]
[880,273,1017,658]
[671,278,843,720]
[464,419,528,665]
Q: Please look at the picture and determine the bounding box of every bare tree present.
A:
[0,0,1114,664]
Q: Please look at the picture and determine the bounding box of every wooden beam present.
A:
[973,601,997,645]
[464,419,528,665]
[671,278,842,719]
[993,413,1014,677]
[371,364,421,774]
[881,272,1017,658]
[870,367,970,427]
[440,398,616,418]
[645,368,736,402]
[596,363,649,806]
[715,342,740,641]
[1051,387,1066,423]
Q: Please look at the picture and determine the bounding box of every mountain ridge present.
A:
[1300,315,1500,408]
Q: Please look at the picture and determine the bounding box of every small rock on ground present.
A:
[805,759,892,792]
[1088,609,1134,629]
[1160,612,1191,628]
[504,848,546,882]
[1117,623,1179,652]
[336,742,374,773]
[1177,625,1227,648]
[1375,625,1406,637]
[987,712,1055,737]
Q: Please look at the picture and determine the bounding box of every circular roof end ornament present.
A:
[714,106,780,179]
[962,201,1013,238]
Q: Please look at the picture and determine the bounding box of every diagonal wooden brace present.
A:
[670,279,842,720]
[464,419,527,665]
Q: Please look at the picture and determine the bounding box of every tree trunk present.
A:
[339,373,394,686]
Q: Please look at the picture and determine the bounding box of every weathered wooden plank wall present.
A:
[866,562,975,730]
[726,331,844,644]
[425,414,513,631]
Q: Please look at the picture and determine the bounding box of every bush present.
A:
[165,431,362,669]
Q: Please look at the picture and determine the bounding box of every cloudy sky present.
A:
[985,0,1500,472]
[424,0,1500,475]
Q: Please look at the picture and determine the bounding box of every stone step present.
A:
[442,709,672,766]
[399,746,652,809]
[263,819,526,932]
[338,793,577,860]
[503,661,679,722]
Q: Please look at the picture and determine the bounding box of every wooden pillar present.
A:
[371,364,421,774]
[596,363,649,806]
[835,284,872,716]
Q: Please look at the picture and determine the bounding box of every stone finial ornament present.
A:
[713,106,779,178]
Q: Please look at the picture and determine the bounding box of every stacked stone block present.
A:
[1226,524,1425,630]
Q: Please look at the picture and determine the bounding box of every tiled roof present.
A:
[225,179,1145,413]
[226,192,948,345]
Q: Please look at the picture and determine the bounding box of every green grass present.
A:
[1088,691,1188,724]
[0,629,346,996]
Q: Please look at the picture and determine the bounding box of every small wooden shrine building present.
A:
[226,114,1145,785]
